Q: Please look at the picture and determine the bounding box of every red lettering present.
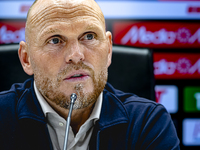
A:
[20,5,31,12]
[155,90,166,103]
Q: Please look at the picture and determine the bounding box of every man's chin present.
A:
[52,85,95,109]
[61,81,93,94]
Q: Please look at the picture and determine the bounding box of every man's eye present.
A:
[49,38,61,44]
[84,33,94,40]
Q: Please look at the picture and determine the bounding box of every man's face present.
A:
[25,0,112,109]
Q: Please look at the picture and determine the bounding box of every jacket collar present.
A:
[16,79,129,128]
[98,84,129,129]
[16,78,46,124]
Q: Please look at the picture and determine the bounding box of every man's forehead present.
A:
[25,0,105,43]
[29,0,100,17]
[28,0,104,28]
[39,19,102,37]
[33,0,92,6]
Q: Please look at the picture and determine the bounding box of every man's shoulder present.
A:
[104,82,166,116]
[0,78,33,107]
[103,83,180,149]
[104,82,159,106]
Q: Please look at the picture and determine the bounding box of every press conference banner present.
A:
[113,21,200,48]
[0,21,25,44]
[0,1,200,19]
[153,53,200,79]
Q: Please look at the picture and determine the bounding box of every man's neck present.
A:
[34,81,102,135]
[45,98,96,135]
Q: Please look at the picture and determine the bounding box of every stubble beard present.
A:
[33,61,107,110]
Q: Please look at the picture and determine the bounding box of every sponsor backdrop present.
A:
[0,0,200,149]
[113,21,200,48]
[155,85,178,114]
[0,21,25,44]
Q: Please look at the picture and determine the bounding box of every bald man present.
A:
[0,0,180,150]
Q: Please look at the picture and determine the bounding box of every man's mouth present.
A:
[70,74,84,78]
[65,72,90,82]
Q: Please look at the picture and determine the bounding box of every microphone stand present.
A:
[63,93,77,150]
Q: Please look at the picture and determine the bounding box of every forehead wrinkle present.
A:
[39,19,104,41]
[29,4,105,31]
[41,28,61,38]
[85,24,102,32]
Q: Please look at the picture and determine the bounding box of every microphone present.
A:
[63,93,77,150]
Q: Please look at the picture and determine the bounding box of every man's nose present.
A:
[65,41,85,64]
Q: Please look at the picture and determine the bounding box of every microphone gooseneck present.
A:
[63,93,77,150]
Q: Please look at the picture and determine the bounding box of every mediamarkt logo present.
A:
[154,58,200,75]
[113,22,200,48]
[0,25,25,44]
[154,53,200,79]
[121,26,200,45]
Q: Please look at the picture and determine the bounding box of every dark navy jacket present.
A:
[0,78,180,150]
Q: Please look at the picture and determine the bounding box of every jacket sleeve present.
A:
[135,104,180,150]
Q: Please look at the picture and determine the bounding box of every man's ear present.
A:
[18,41,33,75]
[106,31,112,68]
